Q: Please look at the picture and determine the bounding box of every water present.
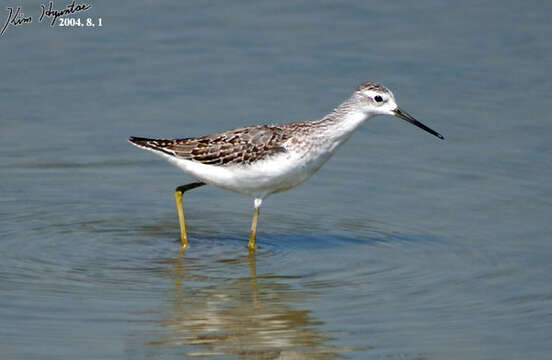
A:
[1,1,552,359]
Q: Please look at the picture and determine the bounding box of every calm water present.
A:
[1,1,552,359]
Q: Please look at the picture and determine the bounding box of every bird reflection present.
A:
[150,252,341,359]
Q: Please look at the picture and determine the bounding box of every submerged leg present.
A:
[247,198,263,252]
[174,182,205,255]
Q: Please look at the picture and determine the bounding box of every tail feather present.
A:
[128,136,176,156]
[128,136,151,145]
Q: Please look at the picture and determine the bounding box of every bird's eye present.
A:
[374,95,383,103]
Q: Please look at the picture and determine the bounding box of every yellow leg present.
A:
[247,198,263,252]
[174,182,205,255]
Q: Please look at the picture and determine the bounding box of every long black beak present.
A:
[393,108,444,140]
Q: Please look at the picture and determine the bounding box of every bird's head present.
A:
[352,81,444,139]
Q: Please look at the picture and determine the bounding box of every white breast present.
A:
[163,148,327,198]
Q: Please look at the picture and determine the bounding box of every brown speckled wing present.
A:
[129,125,291,166]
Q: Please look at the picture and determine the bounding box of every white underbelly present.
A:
[163,149,333,198]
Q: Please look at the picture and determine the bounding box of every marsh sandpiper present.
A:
[129,82,444,254]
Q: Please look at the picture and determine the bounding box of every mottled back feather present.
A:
[129,125,292,166]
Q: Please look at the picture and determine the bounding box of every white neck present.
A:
[315,101,371,151]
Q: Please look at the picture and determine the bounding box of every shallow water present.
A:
[1,1,552,359]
